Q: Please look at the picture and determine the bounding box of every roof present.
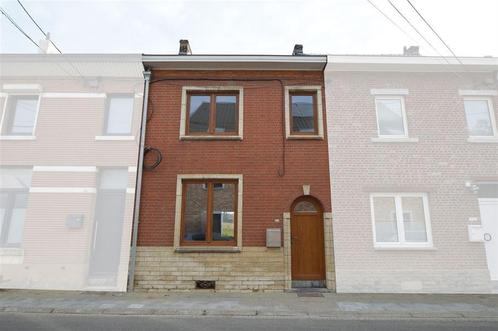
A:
[142,54,327,71]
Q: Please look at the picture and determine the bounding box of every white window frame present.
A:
[463,97,497,138]
[284,86,324,139]
[374,96,409,139]
[173,174,243,252]
[0,93,41,139]
[370,193,433,249]
[179,86,244,140]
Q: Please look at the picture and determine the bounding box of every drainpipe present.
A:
[127,69,151,291]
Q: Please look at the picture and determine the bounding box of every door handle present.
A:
[484,233,492,242]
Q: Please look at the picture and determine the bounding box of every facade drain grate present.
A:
[195,280,215,289]
[296,292,324,297]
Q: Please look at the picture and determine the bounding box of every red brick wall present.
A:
[138,70,331,246]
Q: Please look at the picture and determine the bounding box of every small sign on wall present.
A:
[468,225,484,242]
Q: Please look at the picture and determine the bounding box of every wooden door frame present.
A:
[283,195,335,291]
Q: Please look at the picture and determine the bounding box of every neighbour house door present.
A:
[479,198,498,281]
[291,197,325,285]
[88,169,128,286]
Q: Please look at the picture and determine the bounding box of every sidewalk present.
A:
[1,289,497,320]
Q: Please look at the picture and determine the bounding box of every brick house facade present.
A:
[325,55,498,293]
[133,56,336,291]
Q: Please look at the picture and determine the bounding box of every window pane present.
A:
[294,200,317,212]
[4,96,38,135]
[189,95,210,133]
[291,95,315,133]
[401,197,428,242]
[464,100,494,136]
[0,167,33,189]
[212,182,235,241]
[373,197,398,242]
[183,183,207,241]
[377,99,405,136]
[215,96,237,132]
[106,97,134,134]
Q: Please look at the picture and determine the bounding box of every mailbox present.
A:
[266,228,281,248]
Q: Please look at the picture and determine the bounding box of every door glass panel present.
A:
[294,200,317,212]
[402,197,427,242]
[183,183,208,241]
[212,182,235,241]
[189,95,210,133]
[373,197,399,242]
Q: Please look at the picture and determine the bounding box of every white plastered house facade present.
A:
[0,54,144,291]
[324,55,498,293]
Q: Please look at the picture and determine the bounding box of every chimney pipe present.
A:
[403,45,420,56]
[292,44,303,56]
[179,39,192,55]
[38,32,59,54]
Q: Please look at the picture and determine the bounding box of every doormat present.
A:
[296,292,324,297]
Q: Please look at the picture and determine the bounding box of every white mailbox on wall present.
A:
[266,228,282,248]
[468,225,484,242]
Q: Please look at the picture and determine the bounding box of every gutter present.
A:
[127,69,151,292]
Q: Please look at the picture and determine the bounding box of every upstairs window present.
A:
[104,95,134,135]
[464,98,497,137]
[289,92,318,135]
[375,97,408,138]
[186,92,239,135]
[1,95,39,136]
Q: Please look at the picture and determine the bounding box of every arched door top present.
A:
[291,196,323,214]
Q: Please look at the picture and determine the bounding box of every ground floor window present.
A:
[370,193,432,248]
[181,179,237,246]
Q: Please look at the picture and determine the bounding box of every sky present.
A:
[0,0,497,57]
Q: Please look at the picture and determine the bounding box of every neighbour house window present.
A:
[104,95,134,135]
[375,97,408,137]
[463,98,497,137]
[1,95,39,135]
[0,167,32,248]
[186,92,239,135]
[370,193,432,247]
[181,180,237,245]
[289,92,318,135]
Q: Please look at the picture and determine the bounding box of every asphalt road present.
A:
[1,314,498,331]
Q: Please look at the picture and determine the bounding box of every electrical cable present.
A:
[0,6,40,50]
[149,76,289,177]
[143,146,163,170]
[16,0,62,53]
[405,0,465,66]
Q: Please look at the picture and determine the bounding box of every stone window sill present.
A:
[95,135,135,141]
[371,137,419,143]
[180,135,242,141]
[175,246,241,253]
[374,245,435,251]
[0,135,36,140]
[467,137,498,143]
[287,135,324,140]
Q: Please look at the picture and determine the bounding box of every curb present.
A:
[2,306,498,320]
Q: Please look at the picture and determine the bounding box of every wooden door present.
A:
[291,198,325,280]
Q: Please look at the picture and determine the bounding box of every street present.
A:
[1,314,498,331]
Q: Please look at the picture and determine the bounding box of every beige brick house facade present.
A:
[325,55,498,293]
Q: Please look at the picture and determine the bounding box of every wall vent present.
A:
[195,280,215,289]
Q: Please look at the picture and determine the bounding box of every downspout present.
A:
[127,69,151,291]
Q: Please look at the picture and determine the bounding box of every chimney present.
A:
[179,39,192,55]
[38,32,59,54]
[292,44,303,56]
[403,45,420,56]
